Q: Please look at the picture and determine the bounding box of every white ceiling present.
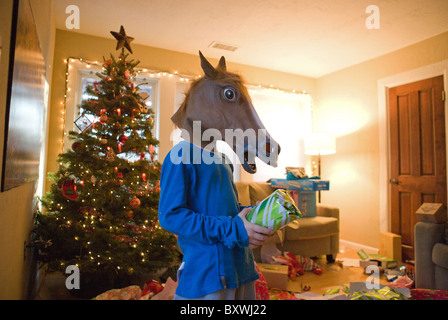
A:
[53,0,448,78]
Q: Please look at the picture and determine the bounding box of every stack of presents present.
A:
[270,168,330,219]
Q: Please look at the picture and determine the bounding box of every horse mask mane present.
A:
[171,51,281,174]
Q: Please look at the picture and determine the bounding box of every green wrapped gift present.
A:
[350,286,409,300]
[246,189,301,231]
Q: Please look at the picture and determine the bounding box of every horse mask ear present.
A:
[199,51,218,79]
[217,56,226,71]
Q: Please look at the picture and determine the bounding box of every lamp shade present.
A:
[304,132,336,155]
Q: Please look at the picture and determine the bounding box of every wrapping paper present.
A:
[350,286,409,300]
[93,277,178,300]
[411,289,448,300]
[246,189,301,231]
[254,263,270,300]
[94,285,142,300]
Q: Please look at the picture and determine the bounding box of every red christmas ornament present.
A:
[118,134,128,143]
[130,196,141,209]
[62,180,78,201]
[72,141,82,151]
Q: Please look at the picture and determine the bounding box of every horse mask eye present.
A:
[223,87,236,102]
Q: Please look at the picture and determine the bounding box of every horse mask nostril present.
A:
[264,142,281,155]
[265,143,271,155]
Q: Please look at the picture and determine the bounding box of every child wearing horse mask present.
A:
[158,53,275,300]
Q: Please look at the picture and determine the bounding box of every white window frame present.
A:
[64,59,160,155]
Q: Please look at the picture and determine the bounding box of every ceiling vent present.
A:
[208,41,239,52]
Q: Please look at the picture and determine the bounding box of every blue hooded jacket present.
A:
[158,141,259,298]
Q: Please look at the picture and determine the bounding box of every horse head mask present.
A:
[171,51,281,174]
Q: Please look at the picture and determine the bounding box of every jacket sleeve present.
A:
[158,157,249,249]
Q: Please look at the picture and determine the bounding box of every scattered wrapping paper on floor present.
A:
[254,263,270,300]
[246,189,301,231]
[94,277,178,300]
[150,277,177,300]
[411,288,448,300]
[350,286,409,300]
[348,282,410,300]
[271,252,323,280]
[269,288,298,300]
[94,285,142,300]
[388,275,414,288]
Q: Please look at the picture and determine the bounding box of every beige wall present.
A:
[314,31,448,248]
[0,0,55,299]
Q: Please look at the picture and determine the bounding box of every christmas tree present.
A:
[33,26,179,297]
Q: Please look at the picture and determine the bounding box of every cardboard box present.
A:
[270,178,330,191]
[416,203,447,223]
[357,249,398,270]
[290,190,317,218]
[313,180,330,191]
[379,232,402,262]
[271,178,314,191]
[257,263,289,291]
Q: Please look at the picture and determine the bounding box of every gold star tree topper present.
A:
[110,25,134,54]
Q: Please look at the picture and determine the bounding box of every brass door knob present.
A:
[390,179,399,185]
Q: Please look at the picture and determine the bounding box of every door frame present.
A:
[378,60,448,233]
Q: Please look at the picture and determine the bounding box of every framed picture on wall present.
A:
[1,0,45,191]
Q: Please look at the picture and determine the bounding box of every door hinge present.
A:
[443,90,446,102]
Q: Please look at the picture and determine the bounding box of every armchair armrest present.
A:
[316,204,339,220]
[415,221,447,289]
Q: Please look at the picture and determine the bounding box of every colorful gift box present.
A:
[290,190,317,218]
[270,178,330,191]
[257,263,289,291]
[357,249,398,269]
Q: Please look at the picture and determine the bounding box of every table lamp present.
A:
[304,132,336,202]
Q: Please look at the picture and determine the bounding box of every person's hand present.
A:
[238,207,274,249]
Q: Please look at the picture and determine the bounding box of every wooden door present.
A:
[389,75,446,262]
